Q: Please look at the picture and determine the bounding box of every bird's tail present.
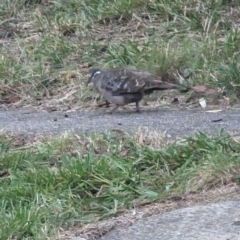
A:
[144,80,190,94]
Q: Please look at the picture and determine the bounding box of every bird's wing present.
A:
[100,68,147,95]
[101,68,181,95]
[130,69,181,90]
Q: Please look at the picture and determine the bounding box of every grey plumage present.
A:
[87,67,189,113]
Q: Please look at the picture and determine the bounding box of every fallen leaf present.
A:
[192,85,207,92]
[192,85,218,95]
[185,92,203,102]
[205,89,218,94]
[207,100,220,106]
[64,72,72,84]
[120,149,129,157]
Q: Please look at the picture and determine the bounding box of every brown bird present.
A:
[87,67,189,113]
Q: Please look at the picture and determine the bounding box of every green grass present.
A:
[0,0,240,108]
[0,131,240,239]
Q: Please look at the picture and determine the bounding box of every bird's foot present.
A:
[135,102,141,113]
[108,105,119,114]
[98,101,111,108]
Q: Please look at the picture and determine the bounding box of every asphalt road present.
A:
[0,107,240,138]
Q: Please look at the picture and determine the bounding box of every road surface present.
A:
[0,107,240,138]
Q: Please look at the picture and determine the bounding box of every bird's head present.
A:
[86,68,102,86]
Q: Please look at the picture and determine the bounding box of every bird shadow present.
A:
[88,107,172,118]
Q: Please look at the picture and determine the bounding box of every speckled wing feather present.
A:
[100,68,180,95]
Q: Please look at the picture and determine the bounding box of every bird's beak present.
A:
[86,68,100,86]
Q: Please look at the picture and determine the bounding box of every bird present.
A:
[87,67,190,113]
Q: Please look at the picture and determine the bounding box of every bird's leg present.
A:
[98,100,111,108]
[109,104,120,114]
[135,101,141,113]
[105,100,110,108]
